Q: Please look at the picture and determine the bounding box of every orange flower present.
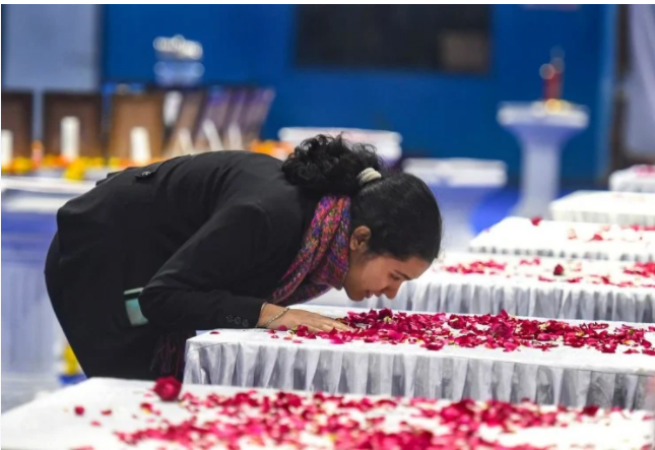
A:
[2,157,34,175]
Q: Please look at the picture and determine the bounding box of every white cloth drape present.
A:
[610,166,655,193]
[1,234,62,411]
[1,192,76,411]
[550,191,655,225]
[184,306,655,410]
[2,378,653,450]
[469,217,655,262]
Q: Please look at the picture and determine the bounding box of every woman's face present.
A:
[343,226,431,301]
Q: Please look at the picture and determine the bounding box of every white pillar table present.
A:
[279,127,403,167]
[469,217,655,262]
[184,305,655,409]
[498,101,589,218]
[403,158,507,251]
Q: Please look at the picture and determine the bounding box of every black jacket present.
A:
[49,151,318,379]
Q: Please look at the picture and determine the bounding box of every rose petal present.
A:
[154,377,182,402]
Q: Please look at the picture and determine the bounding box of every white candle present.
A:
[2,129,14,167]
[202,119,223,151]
[178,128,194,155]
[130,127,151,164]
[226,122,243,150]
[163,91,183,127]
[61,116,80,162]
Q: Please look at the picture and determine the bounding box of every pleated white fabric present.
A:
[469,217,655,262]
[550,191,655,225]
[184,306,655,409]
[610,166,655,193]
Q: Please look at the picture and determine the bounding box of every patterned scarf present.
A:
[153,195,351,380]
[272,195,351,306]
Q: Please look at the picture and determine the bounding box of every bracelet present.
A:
[260,307,290,329]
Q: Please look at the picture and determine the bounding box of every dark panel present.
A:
[296,5,491,73]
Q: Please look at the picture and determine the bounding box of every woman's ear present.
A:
[350,226,372,251]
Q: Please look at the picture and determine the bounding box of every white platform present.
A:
[470,217,655,262]
[610,165,655,193]
[185,305,655,409]
[3,378,653,450]
[551,190,655,226]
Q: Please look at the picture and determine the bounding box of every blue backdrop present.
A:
[103,5,616,184]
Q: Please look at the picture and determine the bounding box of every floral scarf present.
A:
[272,195,351,306]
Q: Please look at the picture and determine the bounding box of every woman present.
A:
[45,135,442,380]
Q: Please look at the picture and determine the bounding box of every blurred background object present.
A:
[498,100,588,218]
[2,3,650,410]
[0,4,625,183]
[279,127,402,167]
[403,158,507,251]
[611,5,655,168]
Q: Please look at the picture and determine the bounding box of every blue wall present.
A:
[103,5,615,183]
[4,4,101,138]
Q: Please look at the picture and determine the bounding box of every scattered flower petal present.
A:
[154,377,182,402]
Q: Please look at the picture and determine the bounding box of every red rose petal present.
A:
[424,341,445,351]
[74,406,85,416]
[255,309,655,369]
[111,377,642,450]
[140,402,155,413]
[153,377,182,402]
[581,405,599,417]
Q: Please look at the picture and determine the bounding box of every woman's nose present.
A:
[384,285,400,300]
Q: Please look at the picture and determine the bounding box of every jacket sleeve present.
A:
[138,203,271,331]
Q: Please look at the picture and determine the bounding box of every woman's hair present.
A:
[282,134,442,261]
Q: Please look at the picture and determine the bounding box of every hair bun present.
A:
[282,134,385,196]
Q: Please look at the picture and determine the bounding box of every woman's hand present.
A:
[257,303,352,333]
